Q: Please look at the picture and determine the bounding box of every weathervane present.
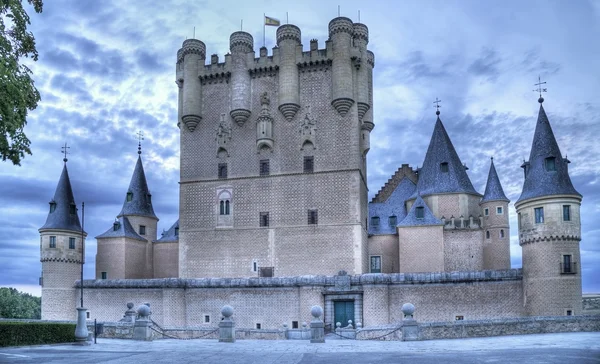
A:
[61,142,70,163]
[533,75,547,103]
[136,131,144,155]
[433,98,442,115]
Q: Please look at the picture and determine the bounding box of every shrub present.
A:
[0,322,76,347]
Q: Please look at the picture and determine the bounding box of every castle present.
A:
[39,17,583,327]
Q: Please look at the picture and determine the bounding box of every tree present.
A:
[0,0,43,165]
[0,287,41,319]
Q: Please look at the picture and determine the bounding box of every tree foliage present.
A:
[0,287,41,319]
[0,0,43,165]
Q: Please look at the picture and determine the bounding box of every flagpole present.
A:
[263,13,266,47]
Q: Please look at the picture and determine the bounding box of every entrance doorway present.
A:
[334,300,355,328]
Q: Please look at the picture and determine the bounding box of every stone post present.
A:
[219,305,235,343]
[401,303,419,341]
[74,307,89,345]
[133,305,153,341]
[119,302,137,322]
[310,305,325,343]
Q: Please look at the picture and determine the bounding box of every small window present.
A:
[126,192,133,202]
[545,157,556,171]
[534,207,544,223]
[496,206,503,215]
[518,212,522,229]
[139,225,146,235]
[500,229,505,238]
[308,209,318,225]
[484,208,489,216]
[256,323,262,329]
[49,236,56,248]
[440,162,449,173]
[225,200,230,215]
[49,202,56,213]
[252,260,258,272]
[415,207,424,219]
[455,315,464,321]
[370,256,381,273]
[303,156,314,173]
[563,205,571,222]
[101,272,107,280]
[260,159,270,176]
[566,310,573,316]
[260,212,269,227]
[147,194,152,203]
[561,255,575,274]
[218,163,228,179]
[292,321,299,329]
[69,237,75,249]
[204,315,211,323]
[86,312,90,319]
[371,216,380,227]
[174,227,179,237]
[486,230,490,239]
[113,221,120,231]
[389,215,397,227]
[70,204,76,215]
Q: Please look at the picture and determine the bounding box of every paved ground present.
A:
[0,332,599,363]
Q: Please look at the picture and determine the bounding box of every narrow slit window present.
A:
[308,209,318,225]
[303,156,314,173]
[563,205,571,221]
[218,163,228,179]
[49,236,56,248]
[260,212,269,227]
[260,159,270,176]
[500,229,505,238]
[486,230,490,239]
[534,207,544,223]
[225,200,230,215]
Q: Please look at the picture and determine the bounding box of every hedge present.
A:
[0,322,76,347]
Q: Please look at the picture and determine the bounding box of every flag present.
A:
[265,15,280,27]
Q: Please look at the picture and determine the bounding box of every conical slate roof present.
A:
[398,194,443,227]
[39,163,83,232]
[156,220,179,243]
[412,116,480,198]
[117,156,157,219]
[517,103,581,203]
[481,158,509,203]
[96,216,145,241]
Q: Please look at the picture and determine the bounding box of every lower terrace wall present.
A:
[75,269,525,328]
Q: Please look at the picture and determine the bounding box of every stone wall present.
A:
[443,229,484,272]
[398,225,444,272]
[72,270,524,328]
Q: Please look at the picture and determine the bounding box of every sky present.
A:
[0,0,598,297]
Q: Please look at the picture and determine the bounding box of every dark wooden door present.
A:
[334,300,354,328]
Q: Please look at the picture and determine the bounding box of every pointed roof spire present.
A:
[117,155,158,219]
[398,194,443,226]
[39,163,83,232]
[411,113,480,198]
[156,220,179,243]
[481,157,509,203]
[517,100,580,203]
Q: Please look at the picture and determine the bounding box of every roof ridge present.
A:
[371,164,418,203]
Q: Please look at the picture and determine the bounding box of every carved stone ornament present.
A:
[216,113,232,156]
[300,106,317,150]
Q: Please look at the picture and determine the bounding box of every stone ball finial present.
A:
[127,302,134,309]
[221,305,234,318]
[137,304,151,317]
[402,303,415,318]
[538,96,544,104]
[311,305,323,319]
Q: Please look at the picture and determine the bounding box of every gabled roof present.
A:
[398,194,443,227]
[411,116,480,198]
[481,158,509,203]
[96,216,146,241]
[517,103,581,203]
[118,156,158,219]
[39,163,83,232]
[371,164,418,203]
[369,177,416,235]
[156,220,179,243]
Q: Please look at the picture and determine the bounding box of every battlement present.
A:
[230,31,253,53]
[276,24,301,44]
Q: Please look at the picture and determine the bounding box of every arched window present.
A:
[225,200,230,215]
[220,201,225,215]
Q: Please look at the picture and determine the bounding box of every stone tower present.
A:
[176,17,373,278]
[39,159,86,320]
[516,96,582,316]
[480,158,511,270]
[95,151,158,279]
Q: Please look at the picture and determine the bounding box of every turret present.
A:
[480,157,510,270]
[96,148,159,279]
[329,17,355,116]
[178,39,206,132]
[361,50,375,155]
[39,158,86,320]
[229,31,253,126]
[276,24,301,120]
[256,92,274,150]
[516,94,582,316]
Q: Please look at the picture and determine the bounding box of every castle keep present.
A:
[39,17,583,327]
